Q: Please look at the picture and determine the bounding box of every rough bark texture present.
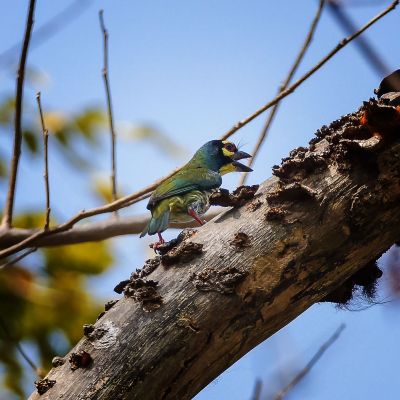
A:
[29,98,400,400]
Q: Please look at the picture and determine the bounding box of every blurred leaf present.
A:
[72,108,106,141]
[23,130,39,154]
[93,178,114,203]
[13,211,46,229]
[43,111,68,136]
[92,177,125,203]
[124,124,189,159]
[25,65,49,86]
[0,97,15,125]
[0,239,114,397]
[0,158,7,178]
[44,242,113,275]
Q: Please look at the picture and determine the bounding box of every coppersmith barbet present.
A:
[140,140,252,247]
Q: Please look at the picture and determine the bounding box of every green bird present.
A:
[140,139,252,247]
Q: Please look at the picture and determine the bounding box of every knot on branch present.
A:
[113,257,163,312]
[124,278,163,312]
[267,182,317,204]
[209,185,259,207]
[272,100,400,187]
[148,229,203,266]
[192,265,248,294]
[35,378,56,395]
[69,350,92,370]
[230,231,252,250]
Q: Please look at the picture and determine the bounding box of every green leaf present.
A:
[0,159,7,178]
[13,211,46,229]
[0,97,15,125]
[73,108,106,141]
[44,242,113,275]
[23,130,39,154]
[127,124,188,159]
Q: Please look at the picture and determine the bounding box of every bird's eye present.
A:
[224,143,236,153]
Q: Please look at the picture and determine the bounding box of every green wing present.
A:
[147,168,222,210]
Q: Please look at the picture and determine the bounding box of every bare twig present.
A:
[0,209,222,250]
[0,247,37,270]
[0,178,166,259]
[0,0,397,258]
[274,324,346,400]
[36,92,51,230]
[250,379,262,400]
[240,0,325,185]
[1,0,37,229]
[99,10,118,205]
[220,0,398,141]
[327,0,390,76]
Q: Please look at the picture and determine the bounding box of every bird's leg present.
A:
[157,232,165,244]
[152,232,165,252]
[188,207,205,226]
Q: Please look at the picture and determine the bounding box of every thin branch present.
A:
[1,0,37,229]
[0,0,397,258]
[0,189,155,259]
[327,0,390,76]
[0,247,37,270]
[250,379,262,400]
[220,0,398,141]
[274,324,346,400]
[0,209,222,250]
[0,316,41,377]
[240,0,325,186]
[99,10,118,205]
[36,92,51,230]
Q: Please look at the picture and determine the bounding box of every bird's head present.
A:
[190,140,253,174]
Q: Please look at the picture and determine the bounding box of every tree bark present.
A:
[29,98,400,399]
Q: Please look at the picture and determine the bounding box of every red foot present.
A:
[150,232,165,252]
[188,208,205,226]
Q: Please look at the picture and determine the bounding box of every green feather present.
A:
[147,167,221,211]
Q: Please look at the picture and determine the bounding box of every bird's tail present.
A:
[140,210,170,238]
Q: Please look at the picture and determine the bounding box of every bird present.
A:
[140,139,253,248]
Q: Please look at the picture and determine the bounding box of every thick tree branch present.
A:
[28,99,400,399]
[1,0,36,228]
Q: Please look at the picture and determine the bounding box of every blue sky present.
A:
[1,1,400,399]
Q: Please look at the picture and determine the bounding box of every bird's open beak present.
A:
[231,150,252,161]
[232,161,253,172]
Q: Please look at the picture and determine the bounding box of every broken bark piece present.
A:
[267,182,317,204]
[124,278,163,312]
[35,378,56,395]
[193,265,248,294]
[104,299,119,311]
[265,207,286,221]
[69,351,92,370]
[209,185,259,208]
[51,356,65,368]
[230,232,251,250]
[161,241,203,267]
[375,69,400,98]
